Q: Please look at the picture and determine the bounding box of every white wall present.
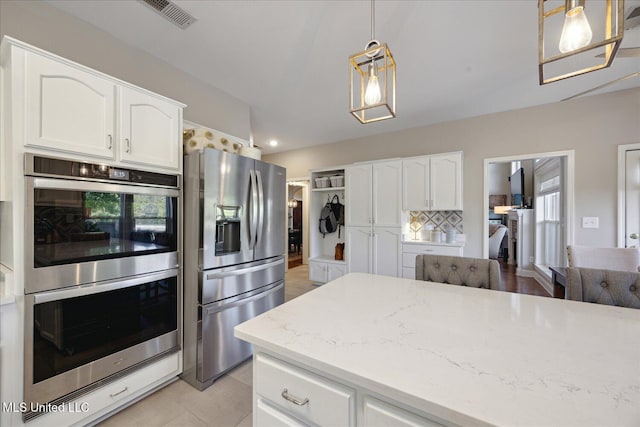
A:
[489,163,510,197]
[0,0,251,140]
[264,88,640,257]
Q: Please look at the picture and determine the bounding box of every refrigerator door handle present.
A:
[255,170,264,247]
[249,170,259,249]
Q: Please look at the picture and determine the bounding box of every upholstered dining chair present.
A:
[565,267,640,308]
[488,224,508,260]
[415,254,501,290]
[566,245,640,272]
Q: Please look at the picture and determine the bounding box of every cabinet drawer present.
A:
[362,396,445,427]
[402,245,462,263]
[256,398,306,427]
[255,353,355,426]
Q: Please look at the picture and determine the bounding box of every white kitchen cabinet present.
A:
[346,226,372,274]
[347,226,401,277]
[25,51,117,160]
[256,398,306,427]
[373,228,402,277]
[251,351,442,427]
[309,258,346,284]
[402,152,463,211]
[362,396,445,427]
[255,353,356,426]
[346,161,402,227]
[18,41,184,171]
[372,161,402,227]
[120,87,181,170]
[345,164,372,226]
[401,242,464,279]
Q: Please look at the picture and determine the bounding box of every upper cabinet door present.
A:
[372,160,402,227]
[402,157,430,211]
[430,153,463,211]
[345,164,372,227]
[25,52,116,159]
[120,87,181,171]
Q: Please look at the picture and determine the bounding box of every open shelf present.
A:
[311,186,344,192]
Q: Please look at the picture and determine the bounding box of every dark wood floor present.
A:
[496,259,551,297]
[288,250,303,269]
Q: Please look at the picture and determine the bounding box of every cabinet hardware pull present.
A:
[107,134,113,150]
[281,388,309,406]
[125,138,130,153]
[423,249,433,252]
[109,387,128,398]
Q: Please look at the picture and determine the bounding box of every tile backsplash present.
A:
[409,211,463,233]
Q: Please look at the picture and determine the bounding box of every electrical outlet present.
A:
[582,217,599,229]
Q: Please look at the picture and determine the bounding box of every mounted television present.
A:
[509,167,524,207]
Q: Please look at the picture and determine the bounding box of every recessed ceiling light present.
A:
[269,140,279,147]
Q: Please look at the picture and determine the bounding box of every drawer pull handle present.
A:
[109,387,128,398]
[423,249,434,252]
[281,388,309,406]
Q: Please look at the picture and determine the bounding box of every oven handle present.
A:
[30,177,180,197]
[33,269,178,304]
[206,257,284,280]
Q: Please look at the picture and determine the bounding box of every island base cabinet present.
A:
[362,396,445,427]
[256,398,306,427]
[255,353,356,426]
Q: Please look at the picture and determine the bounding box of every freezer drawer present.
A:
[198,281,284,384]
[200,257,284,305]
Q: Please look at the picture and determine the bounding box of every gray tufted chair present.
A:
[415,255,501,290]
[565,267,640,308]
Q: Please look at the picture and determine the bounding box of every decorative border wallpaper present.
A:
[409,211,463,233]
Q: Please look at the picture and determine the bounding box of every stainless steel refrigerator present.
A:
[182,148,285,390]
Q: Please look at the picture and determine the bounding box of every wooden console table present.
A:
[549,266,566,299]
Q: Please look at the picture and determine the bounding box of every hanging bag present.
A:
[329,194,344,238]
[319,201,338,237]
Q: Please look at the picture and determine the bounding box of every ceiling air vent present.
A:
[625,6,640,30]
[138,0,197,29]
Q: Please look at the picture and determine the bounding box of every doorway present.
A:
[483,150,575,295]
[617,143,640,248]
[286,179,309,270]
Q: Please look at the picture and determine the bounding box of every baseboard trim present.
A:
[515,268,535,278]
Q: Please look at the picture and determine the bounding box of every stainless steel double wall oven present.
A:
[23,154,181,419]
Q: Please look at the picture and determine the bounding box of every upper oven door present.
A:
[25,177,179,293]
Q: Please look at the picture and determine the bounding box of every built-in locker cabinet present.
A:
[120,87,181,170]
[308,167,347,284]
[25,52,117,160]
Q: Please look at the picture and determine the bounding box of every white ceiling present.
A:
[46,0,640,154]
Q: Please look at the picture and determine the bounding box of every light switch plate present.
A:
[582,217,599,229]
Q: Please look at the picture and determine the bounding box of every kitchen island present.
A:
[235,272,640,426]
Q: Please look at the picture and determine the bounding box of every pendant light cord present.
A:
[371,0,375,40]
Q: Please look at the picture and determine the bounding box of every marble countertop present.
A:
[235,273,640,426]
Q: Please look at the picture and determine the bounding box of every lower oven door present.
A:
[198,281,284,385]
[24,269,180,409]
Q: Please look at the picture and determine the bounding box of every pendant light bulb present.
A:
[558,5,593,53]
[364,63,382,106]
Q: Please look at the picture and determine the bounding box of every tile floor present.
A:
[98,264,315,427]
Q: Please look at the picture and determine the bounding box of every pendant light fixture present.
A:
[538,0,624,85]
[287,198,298,208]
[349,0,396,124]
